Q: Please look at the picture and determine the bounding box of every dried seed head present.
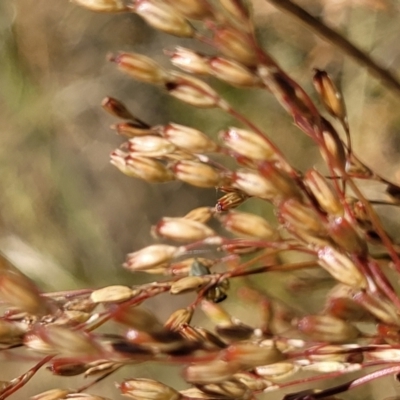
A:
[327,217,367,255]
[164,308,193,330]
[320,121,346,169]
[110,52,169,84]
[218,210,277,240]
[132,0,194,37]
[216,190,248,211]
[164,0,211,19]
[31,388,72,400]
[304,169,343,216]
[160,123,218,153]
[153,217,216,241]
[128,136,176,156]
[173,160,222,188]
[210,57,258,87]
[170,276,211,294]
[353,291,400,326]
[184,360,240,384]
[224,342,284,368]
[0,270,50,315]
[297,315,359,343]
[101,97,135,119]
[113,306,162,331]
[219,127,275,160]
[184,207,214,223]
[124,244,183,271]
[213,27,257,66]
[197,379,250,399]
[313,69,347,124]
[168,47,210,75]
[255,362,298,382]
[71,0,128,12]
[90,285,135,303]
[166,73,226,108]
[317,247,367,289]
[112,122,154,138]
[280,198,326,238]
[119,378,181,400]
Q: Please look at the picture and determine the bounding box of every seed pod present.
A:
[173,160,222,188]
[118,378,181,400]
[218,210,277,240]
[90,285,135,303]
[304,169,343,216]
[320,120,346,170]
[313,69,347,125]
[153,217,216,241]
[184,207,214,223]
[110,52,169,84]
[197,379,250,399]
[223,342,284,368]
[216,190,248,211]
[124,244,183,272]
[47,360,88,377]
[317,247,367,289]
[101,97,136,120]
[210,57,258,87]
[297,315,359,343]
[168,47,210,75]
[71,0,127,12]
[0,270,50,315]
[170,276,210,294]
[166,73,226,108]
[164,308,193,331]
[31,388,72,400]
[132,0,194,37]
[128,136,176,156]
[113,306,162,332]
[201,299,232,325]
[160,123,218,153]
[303,361,348,373]
[184,360,240,384]
[112,122,154,137]
[213,27,257,66]
[219,127,275,160]
[164,0,211,19]
[353,291,400,326]
[255,362,298,382]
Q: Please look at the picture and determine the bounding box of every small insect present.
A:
[189,259,229,303]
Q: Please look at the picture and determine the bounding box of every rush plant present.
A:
[2,0,400,399]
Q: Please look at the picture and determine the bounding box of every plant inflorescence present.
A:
[2,0,400,399]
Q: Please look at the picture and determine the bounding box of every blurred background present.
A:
[1,0,400,398]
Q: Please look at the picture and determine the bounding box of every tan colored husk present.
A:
[216,191,248,211]
[119,378,181,400]
[185,360,241,384]
[30,388,72,400]
[233,372,271,391]
[128,136,176,156]
[71,0,127,12]
[164,308,193,330]
[197,379,250,399]
[90,285,135,303]
[173,160,222,188]
[210,58,258,87]
[255,362,298,381]
[169,47,210,75]
[184,207,214,223]
[170,276,211,294]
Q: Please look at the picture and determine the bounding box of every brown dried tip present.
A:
[71,0,128,12]
[112,122,153,138]
[132,0,194,37]
[119,378,181,400]
[101,97,135,120]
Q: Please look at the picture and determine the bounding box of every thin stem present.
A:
[266,0,400,97]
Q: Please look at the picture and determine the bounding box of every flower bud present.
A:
[90,285,136,303]
[298,315,359,343]
[160,123,218,153]
[132,0,194,37]
[168,47,210,75]
[184,360,240,384]
[119,378,181,400]
[164,308,193,330]
[128,136,175,156]
[317,247,367,289]
[110,52,169,84]
[304,169,343,216]
[216,190,247,211]
[124,245,183,271]
[313,69,347,124]
[71,0,127,12]
[170,276,210,294]
[213,27,257,66]
[47,360,88,377]
[31,388,72,400]
[184,207,214,223]
[210,57,258,87]
[166,73,226,108]
[111,122,154,137]
[153,217,216,241]
[173,160,222,188]
[219,127,275,160]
